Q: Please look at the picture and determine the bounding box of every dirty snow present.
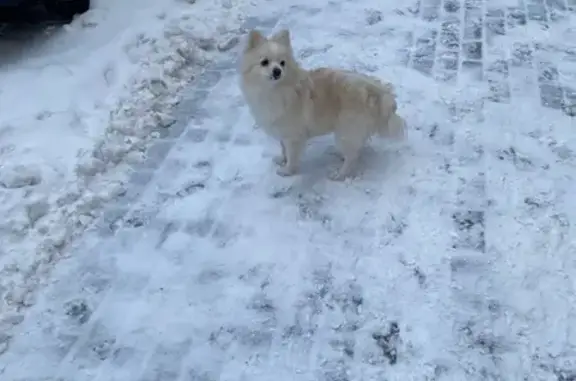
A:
[2,0,576,378]
[0,0,250,329]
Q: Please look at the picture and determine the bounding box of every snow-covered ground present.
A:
[2,0,576,378]
[0,0,252,329]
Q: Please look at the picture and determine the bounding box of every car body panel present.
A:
[0,0,32,5]
[0,0,88,24]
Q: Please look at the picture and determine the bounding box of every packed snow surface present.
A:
[1,0,576,379]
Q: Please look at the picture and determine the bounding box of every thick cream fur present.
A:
[239,29,406,180]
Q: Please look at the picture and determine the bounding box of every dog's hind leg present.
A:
[331,130,368,181]
[273,141,287,166]
[329,150,361,181]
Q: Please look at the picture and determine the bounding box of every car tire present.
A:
[47,0,90,21]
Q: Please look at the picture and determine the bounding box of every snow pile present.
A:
[0,0,249,329]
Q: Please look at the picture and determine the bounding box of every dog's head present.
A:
[241,29,299,87]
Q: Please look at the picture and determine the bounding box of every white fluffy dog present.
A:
[239,29,406,180]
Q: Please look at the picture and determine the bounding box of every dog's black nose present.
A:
[272,67,282,79]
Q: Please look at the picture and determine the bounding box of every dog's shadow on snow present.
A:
[296,137,400,185]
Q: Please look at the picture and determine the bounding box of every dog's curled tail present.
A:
[380,112,406,140]
[375,83,406,140]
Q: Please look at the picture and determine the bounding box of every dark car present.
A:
[0,0,90,23]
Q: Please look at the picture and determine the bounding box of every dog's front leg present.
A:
[276,139,304,177]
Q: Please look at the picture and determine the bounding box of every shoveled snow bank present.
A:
[0,0,249,332]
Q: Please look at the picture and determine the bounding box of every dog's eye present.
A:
[280,60,285,67]
[260,59,269,66]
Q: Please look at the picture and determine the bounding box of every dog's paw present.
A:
[276,166,297,177]
[272,155,286,166]
[328,171,345,181]
[328,170,352,181]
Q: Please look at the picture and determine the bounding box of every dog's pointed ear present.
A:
[271,29,291,47]
[246,29,265,51]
